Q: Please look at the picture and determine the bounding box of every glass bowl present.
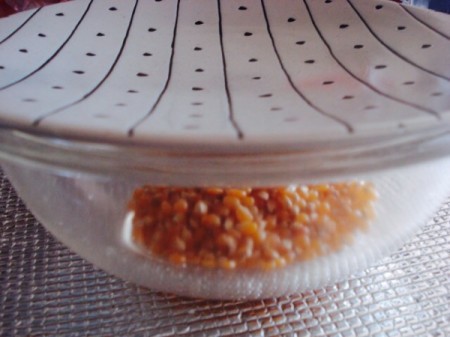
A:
[2,127,450,299]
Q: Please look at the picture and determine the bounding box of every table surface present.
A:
[0,170,450,337]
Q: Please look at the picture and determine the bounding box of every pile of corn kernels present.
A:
[129,182,377,270]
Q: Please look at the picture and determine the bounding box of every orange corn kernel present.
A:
[130,182,377,270]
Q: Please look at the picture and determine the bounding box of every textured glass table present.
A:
[0,170,449,336]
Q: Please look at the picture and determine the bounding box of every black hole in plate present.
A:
[259,93,272,98]
[304,59,315,64]
[284,117,298,122]
[148,28,157,32]
[296,40,305,45]
[239,6,247,10]
[354,44,363,49]
[192,87,203,91]
[244,32,253,36]
[184,125,199,130]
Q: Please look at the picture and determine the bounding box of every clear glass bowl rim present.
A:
[1,122,450,186]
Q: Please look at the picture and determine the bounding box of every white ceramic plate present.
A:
[0,0,449,151]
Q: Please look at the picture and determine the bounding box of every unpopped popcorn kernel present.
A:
[129,183,377,270]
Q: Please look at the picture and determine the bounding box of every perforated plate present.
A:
[0,0,449,149]
[1,170,450,336]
